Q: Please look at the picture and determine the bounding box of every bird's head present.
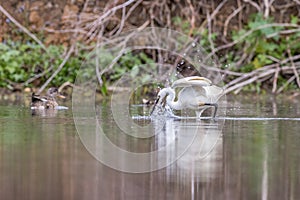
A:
[150,88,172,115]
[157,88,171,102]
[47,87,66,99]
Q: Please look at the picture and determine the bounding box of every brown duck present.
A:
[31,87,65,109]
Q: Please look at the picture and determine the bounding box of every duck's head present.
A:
[47,87,66,99]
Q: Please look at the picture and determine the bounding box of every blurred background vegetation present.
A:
[0,0,299,95]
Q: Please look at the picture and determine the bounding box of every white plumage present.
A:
[151,76,223,118]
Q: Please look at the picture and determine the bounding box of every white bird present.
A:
[150,76,224,118]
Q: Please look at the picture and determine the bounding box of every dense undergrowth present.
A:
[0,42,81,89]
[0,12,300,94]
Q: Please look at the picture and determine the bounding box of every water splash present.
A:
[150,104,176,119]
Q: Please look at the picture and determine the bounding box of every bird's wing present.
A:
[203,85,224,102]
[31,94,48,103]
[172,76,212,88]
[177,86,206,102]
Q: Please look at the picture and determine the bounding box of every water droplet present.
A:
[183,53,186,57]
[191,42,196,47]
[180,60,185,65]
[224,64,231,68]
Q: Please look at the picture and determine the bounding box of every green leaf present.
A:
[130,66,139,77]
[12,73,24,81]
[172,16,182,26]
[0,43,9,51]
[252,57,261,69]
[291,15,298,24]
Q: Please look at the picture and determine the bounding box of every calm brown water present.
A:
[0,95,300,200]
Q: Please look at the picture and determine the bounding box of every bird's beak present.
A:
[57,94,66,99]
[150,96,160,116]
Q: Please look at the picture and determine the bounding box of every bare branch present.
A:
[0,5,47,52]
[223,5,244,37]
[22,65,55,86]
[277,76,296,94]
[272,65,280,93]
[287,47,300,88]
[86,0,136,40]
[206,23,300,59]
[37,45,75,94]
[243,0,261,12]
[198,0,228,32]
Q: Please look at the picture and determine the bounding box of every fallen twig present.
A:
[224,59,300,94]
[58,81,76,92]
[277,76,296,94]
[272,65,280,93]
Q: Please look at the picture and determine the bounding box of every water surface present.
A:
[0,95,299,200]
